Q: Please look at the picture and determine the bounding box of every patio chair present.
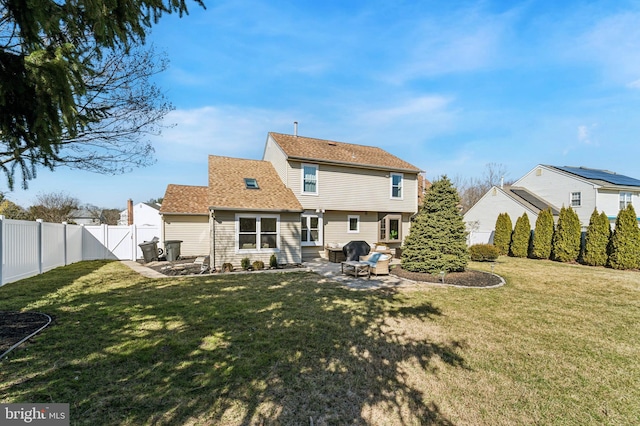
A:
[360,252,391,276]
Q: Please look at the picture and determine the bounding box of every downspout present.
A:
[210,209,216,272]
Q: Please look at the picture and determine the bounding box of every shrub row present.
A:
[493,204,640,270]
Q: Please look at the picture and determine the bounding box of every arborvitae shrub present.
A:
[582,209,611,266]
[552,206,582,262]
[252,260,265,270]
[608,204,640,270]
[269,254,278,268]
[241,257,251,270]
[469,244,500,261]
[493,213,512,255]
[531,208,554,259]
[510,213,531,258]
[401,176,469,273]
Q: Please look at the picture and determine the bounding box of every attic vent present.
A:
[328,142,337,146]
[244,178,259,189]
[492,188,498,196]
[536,168,543,176]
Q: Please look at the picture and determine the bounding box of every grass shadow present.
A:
[1,262,466,425]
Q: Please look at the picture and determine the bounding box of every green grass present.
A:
[1,258,639,425]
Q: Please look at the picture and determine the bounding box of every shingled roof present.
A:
[208,155,303,212]
[269,132,422,172]
[160,185,209,215]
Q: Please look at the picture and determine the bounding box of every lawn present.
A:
[1,257,639,425]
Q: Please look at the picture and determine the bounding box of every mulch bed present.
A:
[390,265,503,287]
[0,312,51,355]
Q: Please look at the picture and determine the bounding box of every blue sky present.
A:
[4,0,640,209]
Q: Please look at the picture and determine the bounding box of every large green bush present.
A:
[401,176,469,273]
[608,204,640,270]
[510,213,531,258]
[493,212,513,255]
[551,206,581,262]
[469,244,500,261]
[582,209,611,267]
[531,208,554,259]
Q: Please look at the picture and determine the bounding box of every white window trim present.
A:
[301,213,323,247]
[235,214,280,254]
[390,172,403,200]
[620,191,633,210]
[570,191,581,208]
[347,215,360,233]
[301,163,319,196]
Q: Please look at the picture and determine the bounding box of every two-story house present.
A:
[159,132,422,268]
[464,164,640,245]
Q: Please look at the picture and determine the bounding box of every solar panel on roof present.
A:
[553,166,640,187]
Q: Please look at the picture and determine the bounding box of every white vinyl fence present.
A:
[0,216,161,286]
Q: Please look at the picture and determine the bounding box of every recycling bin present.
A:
[139,240,159,263]
[164,240,183,262]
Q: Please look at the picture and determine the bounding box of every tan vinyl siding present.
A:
[162,214,210,256]
[286,161,418,213]
[211,210,301,268]
[323,211,379,246]
[262,135,289,183]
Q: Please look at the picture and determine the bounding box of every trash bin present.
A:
[139,240,159,263]
[164,240,183,262]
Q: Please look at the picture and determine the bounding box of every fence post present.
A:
[62,222,68,266]
[36,219,44,274]
[131,224,137,261]
[0,215,4,286]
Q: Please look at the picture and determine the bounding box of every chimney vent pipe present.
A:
[294,121,298,137]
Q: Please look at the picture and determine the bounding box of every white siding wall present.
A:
[163,214,210,256]
[463,187,538,245]
[132,204,162,226]
[516,167,597,227]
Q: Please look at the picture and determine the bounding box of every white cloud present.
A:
[150,106,295,163]
[577,123,598,146]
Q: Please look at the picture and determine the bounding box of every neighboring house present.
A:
[69,208,103,225]
[464,164,640,245]
[118,201,162,226]
[160,131,422,267]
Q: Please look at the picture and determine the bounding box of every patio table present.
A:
[341,261,371,279]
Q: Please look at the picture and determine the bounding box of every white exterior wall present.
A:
[463,187,538,245]
[163,214,210,257]
[516,166,597,227]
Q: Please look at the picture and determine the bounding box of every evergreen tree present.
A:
[493,212,513,255]
[582,209,611,266]
[551,206,582,262]
[401,176,469,273]
[510,213,531,258]
[531,208,554,259]
[0,0,203,189]
[608,204,640,270]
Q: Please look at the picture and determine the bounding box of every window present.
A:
[348,215,360,233]
[237,215,279,251]
[391,173,403,199]
[302,164,318,195]
[620,192,633,210]
[244,178,259,189]
[379,214,401,242]
[301,214,322,246]
[570,192,581,207]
